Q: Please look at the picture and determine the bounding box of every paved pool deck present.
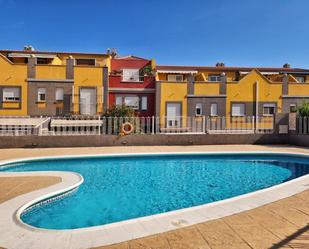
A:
[0,145,308,249]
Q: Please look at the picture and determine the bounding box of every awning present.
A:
[0,118,47,127]
[157,70,198,74]
[51,119,103,127]
[240,71,279,75]
[8,53,56,58]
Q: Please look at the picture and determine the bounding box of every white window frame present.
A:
[289,104,297,113]
[55,88,64,101]
[210,103,218,116]
[37,88,46,102]
[124,96,139,110]
[115,96,122,106]
[167,74,183,82]
[141,96,147,111]
[296,76,305,83]
[3,87,20,101]
[263,103,276,116]
[231,103,245,117]
[122,68,140,82]
[195,103,202,116]
[208,74,221,82]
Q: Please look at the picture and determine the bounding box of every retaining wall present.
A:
[0,134,290,148]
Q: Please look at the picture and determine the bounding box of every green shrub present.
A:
[298,102,309,117]
[103,105,136,117]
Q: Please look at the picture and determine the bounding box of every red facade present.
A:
[108,56,155,117]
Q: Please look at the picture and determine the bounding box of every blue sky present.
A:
[1,0,309,68]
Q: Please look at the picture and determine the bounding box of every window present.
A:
[37,58,49,65]
[38,88,46,101]
[195,103,202,115]
[3,87,20,101]
[55,88,64,101]
[116,96,122,106]
[290,104,297,113]
[124,96,139,109]
[263,103,276,116]
[208,74,221,82]
[141,96,147,111]
[231,103,245,116]
[210,103,218,116]
[75,58,95,66]
[167,74,183,82]
[296,76,305,83]
[122,69,140,82]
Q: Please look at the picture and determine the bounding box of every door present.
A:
[80,88,96,115]
[166,103,181,128]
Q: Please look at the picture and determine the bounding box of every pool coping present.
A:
[0,150,308,249]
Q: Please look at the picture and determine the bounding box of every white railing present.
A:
[0,116,50,136]
[0,115,275,136]
[206,116,274,134]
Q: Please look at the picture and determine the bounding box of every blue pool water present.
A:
[1,153,309,229]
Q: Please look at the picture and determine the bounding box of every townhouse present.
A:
[0,48,110,116]
[108,56,156,116]
[1,46,309,125]
[156,64,309,127]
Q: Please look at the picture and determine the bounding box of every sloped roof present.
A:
[156,65,309,73]
[113,55,150,61]
[0,49,108,56]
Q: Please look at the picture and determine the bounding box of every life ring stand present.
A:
[121,122,134,135]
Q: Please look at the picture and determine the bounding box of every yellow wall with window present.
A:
[160,82,187,126]
[0,55,27,115]
[226,69,282,116]
[73,66,104,114]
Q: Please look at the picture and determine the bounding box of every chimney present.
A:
[111,48,118,58]
[23,45,35,51]
[216,62,225,67]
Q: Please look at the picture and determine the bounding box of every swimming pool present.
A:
[1,153,309,230]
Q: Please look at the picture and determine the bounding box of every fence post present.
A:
[202,116,206,133]
[152,116,155,135]
[98,116,101,135]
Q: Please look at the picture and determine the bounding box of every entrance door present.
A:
[166,103,181,128]
[80,88,96,115]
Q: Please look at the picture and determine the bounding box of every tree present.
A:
[297,102,309,117]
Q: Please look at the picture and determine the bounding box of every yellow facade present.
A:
[194,82,220,95]
[288,83,309,96]
[36,65,66,80]
[226,70,282,116]
[73,66,104,114]
[0,50,110,116]
[159,82,187,126]
[158,67,309,125]
[0,55,28,115]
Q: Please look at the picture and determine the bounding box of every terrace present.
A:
[0,145,308,249]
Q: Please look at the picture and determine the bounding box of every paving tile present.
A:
[165,226,211,249]
[93,242,129,249]
[129,234,170,249]
[246,208,300,239]
[223,212,285,249]
[197,219,251,249]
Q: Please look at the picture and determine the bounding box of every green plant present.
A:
[103,105,136,117]
[297,102,309,117]
[141,65,154,76]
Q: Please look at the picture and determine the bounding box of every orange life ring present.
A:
[121,122,134,135]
